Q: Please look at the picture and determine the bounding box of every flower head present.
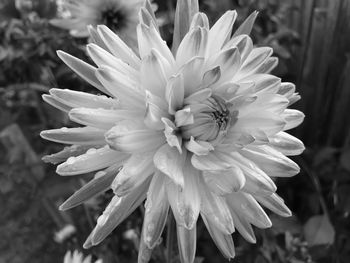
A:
[51,0,144,46]
[63,250,102,263]
[41,1,305,262]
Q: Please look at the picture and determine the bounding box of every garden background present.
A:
[1,0,350,262]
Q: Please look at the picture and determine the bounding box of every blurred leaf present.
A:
[340,148,350,172]
[303,215,335,246]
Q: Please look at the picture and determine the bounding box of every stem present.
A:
[166,211,176,263]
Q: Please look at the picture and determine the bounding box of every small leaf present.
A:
[303,215,335,246]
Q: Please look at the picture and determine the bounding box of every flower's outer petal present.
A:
[143,172,169,249]
[87,25,109,51]
[57,51,109,95]
[138,227,153,263]
[139,6,158,30]
[112,154,155,196]
[227,192,272,229]
[42,94,71,113]
[269,132,305,156]
[199,177,235,234]
[166,74,185,114]
[56,146,128,176]
[253,57,279,74]
[154,144,186,188]
[281,109,305,130]
[177,225,196,263]
[238,94,289,116]
[172,0,199,54]
[138,23,174,64]
[90,177,151,246]
[236,74,281,95]
[105,121,165,153]
[166,161,201,229]
[96,67,145,109]
[96,25,141,69]
[238,47,273,77]
[207,10,237,54]
[202,166,246,196]
[59,165,119,210]
[176,27,208,66]
[49,88,120,110]
[201,216,235,259]
[241,145,300,177]
[185,136,214,156]
[141,49,167,97]
[232,11,258,37]
[278,82,295,97]
[68,108,142,130]
[255,193,292,217]
[229,209,256,243]
[40,127,105,145]
[42,145,92,165]
[205,47,241,83]
[190,12,209,30]
[224,34,253,63]
[87,43,139,80]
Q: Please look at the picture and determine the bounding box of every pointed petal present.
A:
[42,145,92,165]
[56,146,128,176]
[166,74,184,114]
[177,225,196,263]
[281,109,305,130]
[40,127,105,145]
[228,209,256,243]
[112,154,154,196]
[239,47,273,77]
[143,172,169,248]
[57,51,108,95]
[42,94,71,112]
[224,34,253,63]
[255,193,292,217]
[233,11,258,37]
[201,216,235,259]
[59,165,119,210]
[190,12,209,30]
[154,144,186,188]
[91,177,151,246]
[269,132,305,156]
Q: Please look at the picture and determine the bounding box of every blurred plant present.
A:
[64,250,102,263]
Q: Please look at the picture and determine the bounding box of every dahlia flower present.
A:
[41,0,305,262]
[51,0,145,47]
[64,250,102,263]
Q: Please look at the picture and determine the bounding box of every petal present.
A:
[57,51,108,95]
[56,146,128,176]
[252,56,279,74]
[199,178,235,234]
[185,136,214,156]
[42,94,71,113]
[227,192,272,229]
[49,88,120,109]
[40,126,105,145]
[229,209,256,243]
[69,108,142,129]
[281,109,305,130]
[201,216,235,259]
[268,132,305,156]
[176,27,208,66]
[191,151,232,171]
[255,193,292,217]
[143,172,169,249]
[179,56,205,96]
[177,225,196,263]
[224,34,253,63]
[201,66,221,89]
[96,25,141,69]
[232,11,258,37]
[90,177,151,246]
[144,97,171,130]
[105,121,165,153]
[42,145,92,165]
[87,25,109,51]
[166,161,201,229]
[190,12,209,30]
[166,74,184,114]
[175,107,194,127]
[162,118,183,153]
[207,10,237,54]
[241,145,300,177]
[112,154,155,196]
[154,144,186,188]
[238,47,273,77]
[138,227,153,263]
[59,165,119,210]
[95,67,145,109]
[203,166,246,195]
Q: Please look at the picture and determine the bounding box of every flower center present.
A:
[181,95,234,142]
[101,6,126,32]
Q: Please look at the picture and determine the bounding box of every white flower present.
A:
[51,0,145,47]
[63,250,102,263]
[41,1,305,262]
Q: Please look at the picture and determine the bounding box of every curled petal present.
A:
[269,132,305,156]
[166,74,185,114]
[255,193,292,217]
[42,145,92,165]
[282,109,305,130]
[190,12,209,30]
[185,136,214,156]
